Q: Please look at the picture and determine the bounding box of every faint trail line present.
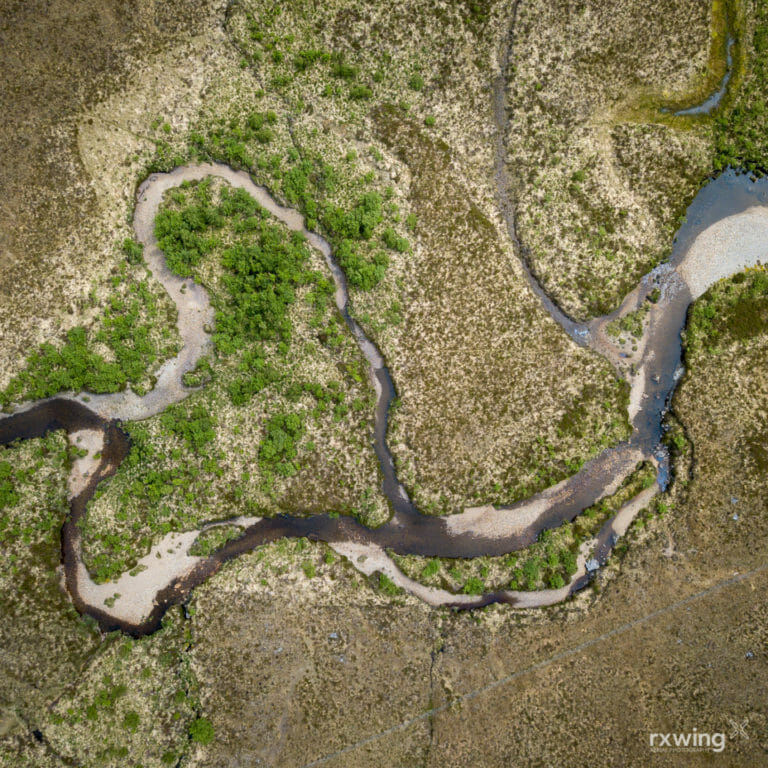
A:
[301,564,768,767]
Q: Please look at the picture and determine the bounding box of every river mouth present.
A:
[2,161,768,634]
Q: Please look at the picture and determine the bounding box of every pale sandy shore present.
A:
[679,206,768,298]
[446,444,646,540]
[71,516,261,625]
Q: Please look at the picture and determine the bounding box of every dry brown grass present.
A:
[374,110,629,514]
[504,0,717,319]
[0,0,227,389]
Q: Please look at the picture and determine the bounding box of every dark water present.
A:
[632,169,768,448]
[0,398,107,443]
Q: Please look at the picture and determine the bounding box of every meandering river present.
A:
[4,52,768,636]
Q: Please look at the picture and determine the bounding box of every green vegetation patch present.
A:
[0,255,179,406]
[606,300,651,340]
[189,525,245,557]
[0,434,71,553]
[0,433,103,734]
[684,267,768,360]
[80,178,386,582]
[45,608,202,767]
[715,2,768,173]
[189,717,216,745]
[79,414,228,583]
[155,180,321,356]
[258,410,305,479]
[190,116,410,296]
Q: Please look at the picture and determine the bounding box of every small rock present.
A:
[585,558,600,573]
[732,513,739,521]
[731,496,739,505]
[329,632,339,640]
[746,651,754,659]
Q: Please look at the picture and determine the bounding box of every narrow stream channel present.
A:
[674,36,735,116]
